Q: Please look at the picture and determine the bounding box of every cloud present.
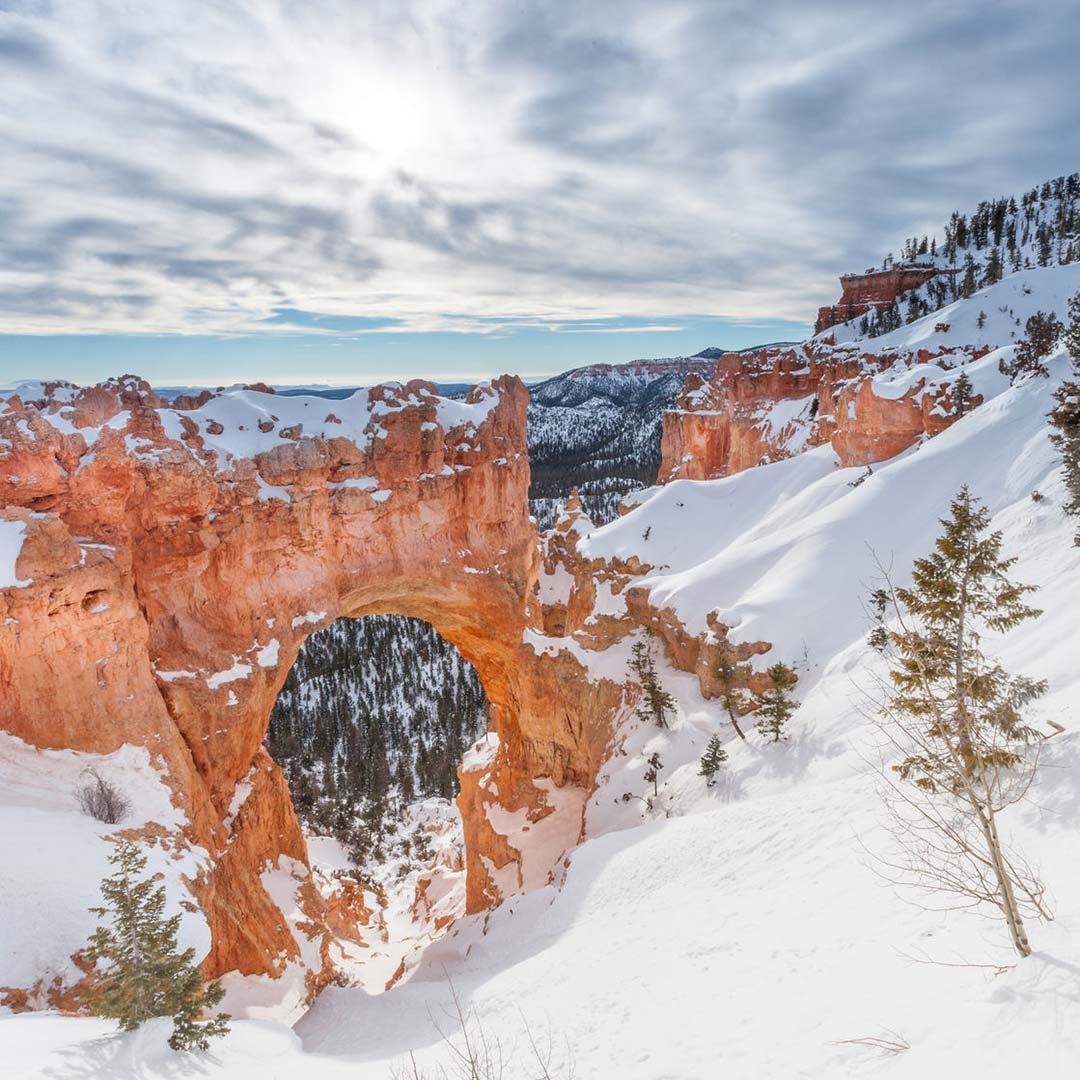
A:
[0,0,1078,340]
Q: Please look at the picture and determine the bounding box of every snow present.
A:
[224,765,257,830]
[4,271,1080,1077]
[580,351,1070,677]
[290,354,1080,1076]
[460,732,499,772]
[0,518,30,588]
[153,668,198,682]
[484,778,586,892]
[255,639,280,668]
[829,263,1080,353]
[150,384,500,473]
[328,476,377,491]
[535,561,574,605]
[0,733,210,994]
[291,610,329,629]
[205,658,253,689]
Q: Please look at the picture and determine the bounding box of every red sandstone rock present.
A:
[814,263,950,333]
[1,374,615,1002]
[660,341,988,483]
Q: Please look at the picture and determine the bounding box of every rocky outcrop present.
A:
[0,373,621,1003]
[660,341,988,483]
[814,263,947,333]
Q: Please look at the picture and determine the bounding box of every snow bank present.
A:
[0,734,210,994]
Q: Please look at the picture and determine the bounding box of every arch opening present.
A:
[265,613,492,989]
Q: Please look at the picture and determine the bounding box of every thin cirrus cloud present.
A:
[0,0,1078,382]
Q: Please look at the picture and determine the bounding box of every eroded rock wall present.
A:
[660,341,988,483]
[0,374,617,999]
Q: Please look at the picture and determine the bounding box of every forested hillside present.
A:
[820,172,1080,337]
[267,616,487,864]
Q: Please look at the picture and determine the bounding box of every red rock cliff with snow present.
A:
[660,336,988,484]
[0,375,626,1003]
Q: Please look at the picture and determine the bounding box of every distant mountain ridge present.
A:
[526,352,725,527]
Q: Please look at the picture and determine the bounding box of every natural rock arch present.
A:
[0,375,621,998]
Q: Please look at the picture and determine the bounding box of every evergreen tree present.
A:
[867,487,1053,957]
[952,370,974,418]
[752,663,798,743]
[960,254,978,298]
[628,636,676,727]
[1049,291,1080,522]
[643,751,664,797]
[1003,311,1063,381]
[698,734,727,786]
[713,648,749,740]
[86,842,230,1051]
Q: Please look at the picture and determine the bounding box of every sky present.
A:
[1,0,1079,388]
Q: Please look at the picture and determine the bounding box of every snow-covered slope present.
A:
[7,320,1078,1077]
[0,736,211,1004]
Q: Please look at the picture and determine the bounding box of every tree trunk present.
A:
[726,703,747,741]
[973,795,1032,957]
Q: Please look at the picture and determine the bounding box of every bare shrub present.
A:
[75,768,132,824]
[390,978,575,1080]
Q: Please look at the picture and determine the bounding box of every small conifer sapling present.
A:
[699,735,727,786]
[752,663,798,743]
[86,841,230,1051]
[1049,291,1080,527]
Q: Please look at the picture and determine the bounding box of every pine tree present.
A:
[628,636,676,728]
[1049,291,1080,521]
[713,648,749,740]
[868,487,1055,957]
[960,254,978,299]
[643,751,664,797]
[1002,311,1063,381]
[698,734,727,786]
[752,663,798,743]
[952,370,974,418]
[86,842,230,1051]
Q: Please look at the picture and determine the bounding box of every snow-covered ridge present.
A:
[0,376,506,477]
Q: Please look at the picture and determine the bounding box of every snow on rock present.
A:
[586,352,1074,673]
[0,518,30,588]
[291,610,329,629]
[254,639,280,668]
[217,856,324,1024]
[205,658,253,689]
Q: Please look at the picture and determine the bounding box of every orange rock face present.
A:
[660,342,988,483]
[814,264,950,332]
[0,373,619,1000]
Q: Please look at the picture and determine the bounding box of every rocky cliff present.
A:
[659,338,988,484]
[814,263,944,332]
[0,374,626,1004]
